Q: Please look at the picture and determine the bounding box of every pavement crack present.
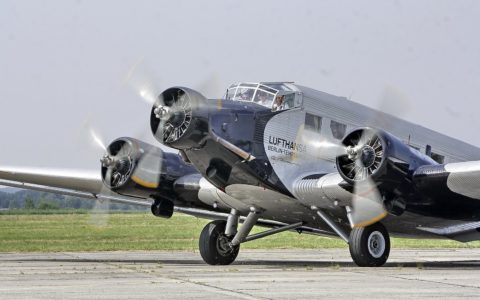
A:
[62,253,270,300]
[350,269,480,290]
[385,274,480,290]
[165,275,273,300]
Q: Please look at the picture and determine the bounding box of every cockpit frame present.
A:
[224,82,302,111]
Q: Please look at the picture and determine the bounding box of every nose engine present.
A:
[150,87,208,149]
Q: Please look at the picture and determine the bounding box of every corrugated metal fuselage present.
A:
[184,85,480,239]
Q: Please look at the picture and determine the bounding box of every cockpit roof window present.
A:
[224,82,300,110]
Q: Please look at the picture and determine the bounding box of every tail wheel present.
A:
[199,220,239,265]
[349,222,390,267]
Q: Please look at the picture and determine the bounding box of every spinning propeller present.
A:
[152,89,193,144]
[84,124,113,227]
[344,86,411,227]
[337,130,388,228]
[125,59,222,146]
[299,85,411,228]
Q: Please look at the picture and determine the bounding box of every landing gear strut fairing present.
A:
[2,81,480,267]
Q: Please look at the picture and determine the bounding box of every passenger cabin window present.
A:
[330,120,347,140]
[305,113,322,132]
[431,152,445,164]
[224,82,302,111]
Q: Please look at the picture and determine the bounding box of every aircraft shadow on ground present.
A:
[4,258,480,269]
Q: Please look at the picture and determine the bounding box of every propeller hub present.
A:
[101,139,135,189]
[154,106,171,120]
[337,129,385,183]
[346,145,376,168]
[346,146,359,160]
[151,87,198,145]
[100,155,114,168]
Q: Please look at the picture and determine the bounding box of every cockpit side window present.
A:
[253,90,274,107]
[234,88,255,101]
[272,92,299,111]
[226,88,236,100]
[283,93,295,109]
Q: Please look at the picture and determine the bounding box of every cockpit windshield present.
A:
[224,82,301,111]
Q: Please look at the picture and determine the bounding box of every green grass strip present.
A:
[0,212,479,252]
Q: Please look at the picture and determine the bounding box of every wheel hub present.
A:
[367,231,386,258]
[216,234,234,256]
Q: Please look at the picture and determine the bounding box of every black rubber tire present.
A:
[349,222,390,267]
[199,220,239,265]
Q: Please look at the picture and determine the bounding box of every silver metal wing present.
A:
[0,166,151,207]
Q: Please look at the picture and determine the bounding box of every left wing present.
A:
[413,161,480,242]
[412,161,480,242]
[414,161,480,201]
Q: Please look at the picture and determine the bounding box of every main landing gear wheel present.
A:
[349,222,390,267]
[199,220,239,265]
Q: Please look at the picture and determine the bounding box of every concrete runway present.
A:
[0,249,479,299]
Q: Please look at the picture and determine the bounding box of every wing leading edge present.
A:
[0,166,151,207]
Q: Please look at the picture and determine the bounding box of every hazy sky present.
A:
[1,0,480,171]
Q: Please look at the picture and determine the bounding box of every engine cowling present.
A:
[150,87,209,149]
[100,137,197,199]
[336,128,437,185]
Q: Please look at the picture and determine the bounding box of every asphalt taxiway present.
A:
[0,249,479,299]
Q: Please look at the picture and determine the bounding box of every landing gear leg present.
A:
[349,222,390,267]
[198,209,304,265]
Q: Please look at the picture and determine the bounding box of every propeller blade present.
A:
[89,161,115,228]
[370,84,412,132]
[350,173,388,228]
[295,125,347,162]
[194,73,222,99]
[124,58,161,105]
[89,196,111,228]
[130,146,163,189]
[347,130,388,228]
[341,85,411,228]
[89,127,107,152]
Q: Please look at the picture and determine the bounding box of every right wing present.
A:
[0,165,332,236]
[0,166,151,207]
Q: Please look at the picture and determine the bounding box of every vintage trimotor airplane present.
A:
[2,81,480,267]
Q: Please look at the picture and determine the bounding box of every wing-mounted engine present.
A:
[101,137,197,199]
[293,128,439,228]
[150,87,209,149]
[336,128,437,214]
[337,128,436,184]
